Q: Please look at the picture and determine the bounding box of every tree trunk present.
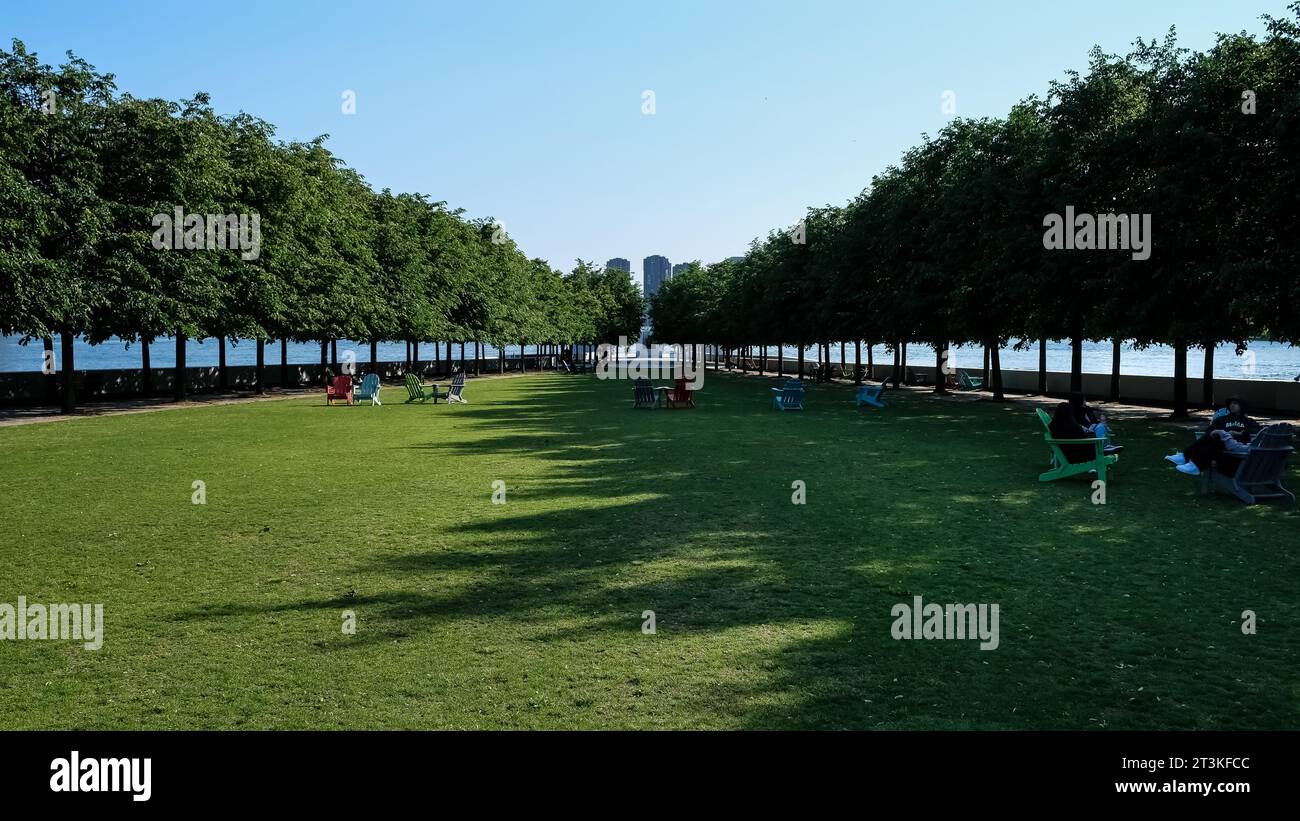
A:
[413,340,420,368]
[1172,339,1189,418]
[991,344,1005,401]
[460,341,466,372]
[934,341,948,394]
[447,341,453,374]
[867,341,874,380]
[218,336,228,390]
[255,338,265,395]
[1110,339,1121,402]
[141,338,152,397]
[854,340,862,385]
[1202,341,1215,409]
[1038,338,1048,395]
[777,345,784,377]
[320,341,328,383]
[280,338,289,387]
[795,345,803,377]
[891,343,901,388]
[982,345,990,386]
[900,341,908,385]
[1069,334,1083,395]
[370,339,378,374]
[475,342,482,376]
[331,339,338,370]
[43,336,57,404]
[59,330,76,413]
[175,331,189,402]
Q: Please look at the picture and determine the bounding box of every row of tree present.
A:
[651,6,1300,416]
[0,40,645,412]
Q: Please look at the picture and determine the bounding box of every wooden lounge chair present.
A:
[326,375,353,405]
[665,378,695,409]
[856,382,886,409]
[445,372,468,404]
[403,372,446,403]
[1034,408,1118,484]
[633,378,658,409]
[354,373,382,406]
[1203,424,1295,504]
[771,379,804,411]
[957,369,984,391]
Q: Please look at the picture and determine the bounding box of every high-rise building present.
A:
[642,255,672,300]
[606,257,631,273]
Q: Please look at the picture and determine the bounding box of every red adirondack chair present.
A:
[666,378,695,409]
[326,375,354,405]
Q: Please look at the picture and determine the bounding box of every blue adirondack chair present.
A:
[856,382,886,409]
[633,378,658,409]
[354,373,382,406]
[771,379,805,411]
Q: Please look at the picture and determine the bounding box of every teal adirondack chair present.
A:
[771,379,805,411]
[1035,408,1117,483]
[354,373,382,406]
[856,382,886,409]
[957,369,984,391]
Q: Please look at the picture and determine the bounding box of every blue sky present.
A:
[5,0,1283,287]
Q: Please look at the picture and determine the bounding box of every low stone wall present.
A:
[706,357,1300,413]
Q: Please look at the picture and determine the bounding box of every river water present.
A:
[2,336,1297,381]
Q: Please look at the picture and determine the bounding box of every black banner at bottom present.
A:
[0,730,1286,807]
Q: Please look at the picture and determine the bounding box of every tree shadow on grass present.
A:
[170,372,1300,728]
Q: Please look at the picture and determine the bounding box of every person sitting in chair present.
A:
[1165,396,1261,476]
[1049,403,1101,464]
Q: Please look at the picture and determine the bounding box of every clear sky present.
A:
[5,0,1283,288]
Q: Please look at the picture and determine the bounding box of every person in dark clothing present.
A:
[1049,403,1101,464]
[1164,396,1261,476]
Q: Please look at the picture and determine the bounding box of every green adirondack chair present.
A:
[1035,408,1118,484]
[404,372,447,404]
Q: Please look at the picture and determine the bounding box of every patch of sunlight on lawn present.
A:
[855,558,932,576]
[995,490,1041,506]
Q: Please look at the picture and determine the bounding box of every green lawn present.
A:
[1,371,1297,729]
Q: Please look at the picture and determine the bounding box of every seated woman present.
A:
[1049,403,1103,464]
[1165,396,1261,476]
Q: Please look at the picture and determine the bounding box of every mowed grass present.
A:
[0,371,1297,729]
